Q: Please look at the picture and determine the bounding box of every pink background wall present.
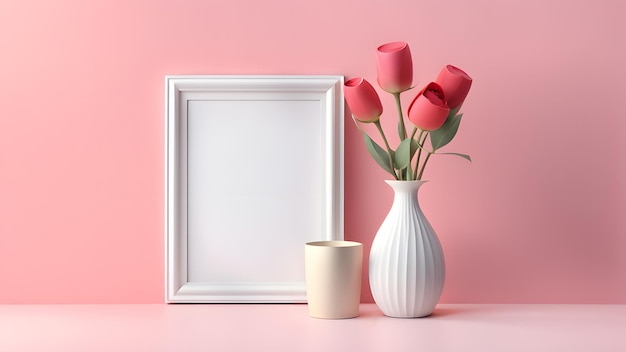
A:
[0,0,624,304]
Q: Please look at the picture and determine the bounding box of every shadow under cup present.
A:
[304,241,363,319]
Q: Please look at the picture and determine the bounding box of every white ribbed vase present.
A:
[369,180,445,318]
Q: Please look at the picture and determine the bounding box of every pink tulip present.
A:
[344,78,383,123]
[407,82,450,131]
[435,65,472,109]
[376,41,413,93]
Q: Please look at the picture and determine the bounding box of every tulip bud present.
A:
[376,41,413,93]
[435,65,472,109]
[407,82,450,131]
[344,78,383,123]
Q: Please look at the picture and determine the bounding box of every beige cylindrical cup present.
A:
[305,240,363,319]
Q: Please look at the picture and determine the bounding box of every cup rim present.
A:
[305,240,362,248]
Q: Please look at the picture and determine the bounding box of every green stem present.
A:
[393,92,407,140]
[409,126,418,140]
[403,127,419,181]
[416,151,433,181]
[374,120,399,180]
[413,130,427,180]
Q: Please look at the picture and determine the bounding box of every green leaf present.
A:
[430,113,463,151]
[363,133,394,175]
[449,106,461,117]
[405,164,413,180]
[394,138,419,170]
[397,165,413,180]
[437,152,472,162]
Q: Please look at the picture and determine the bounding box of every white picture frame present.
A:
[165,75,344,302]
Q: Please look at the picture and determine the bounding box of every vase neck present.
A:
[384,180,428,194]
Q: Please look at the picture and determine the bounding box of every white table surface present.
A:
[1,304,625,351]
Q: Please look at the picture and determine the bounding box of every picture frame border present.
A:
[164,75,344,303]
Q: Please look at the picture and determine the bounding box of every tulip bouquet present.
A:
[344,42,473,180]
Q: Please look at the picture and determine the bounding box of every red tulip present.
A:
[407,82,450,131]
[435,65,472,109]
[376,41,413,93]
[344,78,383,123]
